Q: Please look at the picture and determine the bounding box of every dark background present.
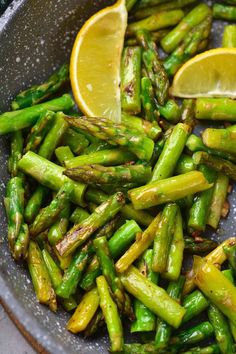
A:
[0,0,12,15]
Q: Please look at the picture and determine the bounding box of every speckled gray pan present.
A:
[0,1,235,353]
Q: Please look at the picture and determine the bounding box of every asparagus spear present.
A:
[80,220,142,291]
[193,256,236,325]
[155,276,185,349]
[84,310,104,337]
[186,134,236,163]
[193,151,236,181]
[94,236,133,319]
[63,128,89,155]
[8,131,24,177]
[151,123,191,182]
[123,343,220,354]
[163,208,184,281]
[180,99,196,129]
[182,290,209,323]
[126,0,138,12]
[202,128,236,156]
[11,63,69,110]
[96,275,124,353]
[120,265,186,328]
[169,321,214,352]
[188,165,217,231]
[131,249,158,333]
[127,9,184,35]
[67,287,100,333]
[13,223,29,261]
[152,203,178,273]
[69,207,90,225]
[184,237,218,254]
[0,94,74,134]
[208,304,234,354]
[125,29,169,46]
[93,215,122,240]
[157,99,181,123]
[64,115,154,161]
[140,77,159,122]
[18,151,87,206]
[29,183,72,237]
[129,171,213,210]
[4,177,24,254]
[82,140,111,155]
[24,110,55,153]
[175,155,196,174]
[121,46,142,114]
[136,29,170,105]
[222,25,236,47]
[64,164,152,186]
[24,185,48,224]
[207,174,229,229]
[213,3,236,21]
[56,192,125,257]
[161,3,211,53]
[115,213,161,273]
[121,112,161,140]
[56,241,94,299]
[55,146,74,167]
[223,243,236,271]
[27,241,57,311]
[195,98,236,122]
[41,249,77,311]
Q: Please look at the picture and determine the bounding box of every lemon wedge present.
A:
[70,0,127,122]
[170,48,236,98]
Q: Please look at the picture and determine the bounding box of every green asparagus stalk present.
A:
[93,215,122,240]
[222,25,236,47]
[157,99,181,123]
[155,276,185,349]
[64,164,152,186]
[84,310,104,337]
[4,176,25,254]
[129,171,212,210]
[69,207,90,225]
[121,265,186,328]
[131,249,158,333]
[175,155,196,174]
[121,112,161,140]
[151,123,191,182]
[38,111,69,159]
[125,29,169,46]
[169,321,214,352]
[56,192,125,257]
[184,237,218,254]
[80,220,142,290]
[94,236,133,319]
[55,146,74,166]
[213,3,236,21]
[192,151,236,181]
[161,3,211,53]
[126,0,138,12]
[115,213,161,273]
[123,343,220,354]
[11,63,69,110]
[0,94,74,135]
[207,174,229,229]
[163,208,184,281]
[24,110,55,153]
[8,131,24,177]
[136,29,170,105]
[67,287,100,333]
[127,9,184,35]
[193,256,236,325]
[152,203,178,273]
[63,128,89,155]
[96,275,124,352]
[29,183,72,237]
[41,249,77,311]
[182,290,209,323]
[223,243,236,271]
[180,99,196,129]
[48,201,71,246]
[121,46,142,114]
[13,223,29,261]
[186,134,236,163]
[64,115,154,161]
[82,140,112,155]
[195,98,236,122]
[140,77,159,122]
[188,165,217,231]
[18,151,87,206]
[208,304,234,354]
[56,241,94,299]
[27,241,57,311]
[202,128,236,156]
[24,185,48,224]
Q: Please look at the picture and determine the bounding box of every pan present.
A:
[0,1,235,353]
